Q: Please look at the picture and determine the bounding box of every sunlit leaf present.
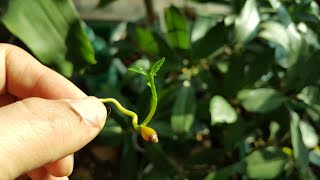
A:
[164,6,189,50]
[238,88,286,113]
[210,95,237,125]
[136,27,159,55]
[290,110,309,171]
[299,120,318,148]
[1,0,95,76]
[259,21,290,51]
[235,0,260,43]
[171,85,196,134]
[191,16,220,42]
[267,0,303,68]
[244,146,287,179]
[297,86,320,127]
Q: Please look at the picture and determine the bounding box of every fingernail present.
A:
[66,96,107,127]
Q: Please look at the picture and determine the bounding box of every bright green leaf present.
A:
[298,86,320,127]
[259,21,290,51]
[128,66,148,76]
[171,85,196,134]
[164,6,189,50]
[191,16,220,42]
[235,0,260,43]
[290,110,309,171]
[1,0,95,76]
[269,121,280,141]
[244,146,287,179]
[210,95,237,125]
[150,58,165,76]
[135,27,159,55]
[238,88,286,113]
[299,120,318,148]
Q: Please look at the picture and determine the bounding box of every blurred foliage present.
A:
[1,0,320,179]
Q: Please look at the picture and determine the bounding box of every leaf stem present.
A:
[142,76,157,125]
[99,98,140,130]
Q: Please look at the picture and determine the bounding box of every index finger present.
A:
[0,43,86,99]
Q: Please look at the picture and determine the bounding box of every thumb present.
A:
[0,96,107,179]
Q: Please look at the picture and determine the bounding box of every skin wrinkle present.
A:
[29,68,49,98]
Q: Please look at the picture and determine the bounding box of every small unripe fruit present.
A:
[140,125,158,143]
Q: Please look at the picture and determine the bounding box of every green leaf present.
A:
[286,50,320,91]
[128,66,148,76]
[1,0,95,76]
[171,85,196,134]
[191,16,220,42]
[135,27,177,62]
[150,58,165,76]
[135,27,159,55]
[244,46,275,86]
[244,146,287,179]
[299,120,318,148]
[259,21,290,51]
[164,6,189,50]
[290,110,309,171]
[298,86,320,127]
[222,53,247,97]
[209,95,237,125]
[235,0,260,43]
[309,149,320,167]
[192,22,227,60]
[238,88,286,113]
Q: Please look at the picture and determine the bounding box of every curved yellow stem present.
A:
[99,98,139,130]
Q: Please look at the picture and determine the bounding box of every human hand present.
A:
[0,44,107,179]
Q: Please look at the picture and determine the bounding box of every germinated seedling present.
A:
[99,58,165,143]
